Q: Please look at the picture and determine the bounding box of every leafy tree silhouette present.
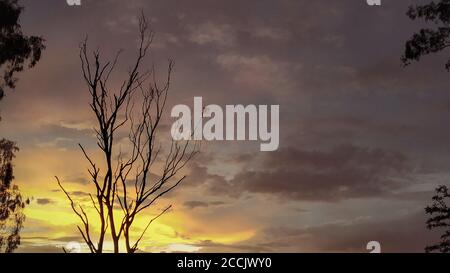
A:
[0,0,43,252]
[0,0,44,99]
[0,139,28,253]
[402,0,450,253]
[402,0,450,69]
[425,186,450,253]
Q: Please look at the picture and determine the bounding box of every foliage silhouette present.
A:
[0,139,28,253]
[403,1,450,253]
[0,0,43,252]
[0,0,45,100]
[425,185,450,253]
[402,0,450,69]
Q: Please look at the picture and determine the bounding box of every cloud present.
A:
[189,210,439,253]
[227,144,411,201]
[251,27,291,41]
[64,174,89,185]
[16,245,64,253]
[31,122,94,150]
[183,201,209,209]
[184,144,412,202]
[183,200,226,209]
[185,163,240,198]
[188,22,236,47]
[216,53,299,90]
[152,33,180,48]
[186,163,228,188]
[35,137,74,149]
[36,198,55,205]
[68,191,90,197]
[105,14,140,33]
[259,211,439,252]
[193,240,272,253]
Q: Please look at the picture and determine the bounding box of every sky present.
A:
[0,0,449,252]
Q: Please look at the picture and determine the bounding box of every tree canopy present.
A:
[0,139,28,253]
[425,185,450,253]
[402,0,450,69]
[0,0,43,253]
[0,0,45,100]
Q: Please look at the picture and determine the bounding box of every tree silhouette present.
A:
[0,0,45,99]
[0,139,28,253]
[402,0,450,69]
[0,0,43,253]
[56,14,197,253]
[402,0,450,70]
[425,185,450,253]
[402,1,450,253]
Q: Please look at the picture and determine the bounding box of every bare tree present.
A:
[56,14,197,253]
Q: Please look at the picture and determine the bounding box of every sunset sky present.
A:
[1,0,449,252]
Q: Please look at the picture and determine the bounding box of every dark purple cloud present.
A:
[36,198,55,205]
[229,145,411,201]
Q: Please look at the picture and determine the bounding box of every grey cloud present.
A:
[30,122,94,149]
[36,198,55,205]
[228,144,411,201]
[183,201,209,209]
[189,211,437,253]
[194,240,272,253]
[216,53,299,91]
[16,245,64,253]
[186,163,228,188]
[188,22,236,47]
[64,174,89,185]
[260,211,439,252]
[183,200,226,210]
[69,191,90,197]
[186,144,412,202]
